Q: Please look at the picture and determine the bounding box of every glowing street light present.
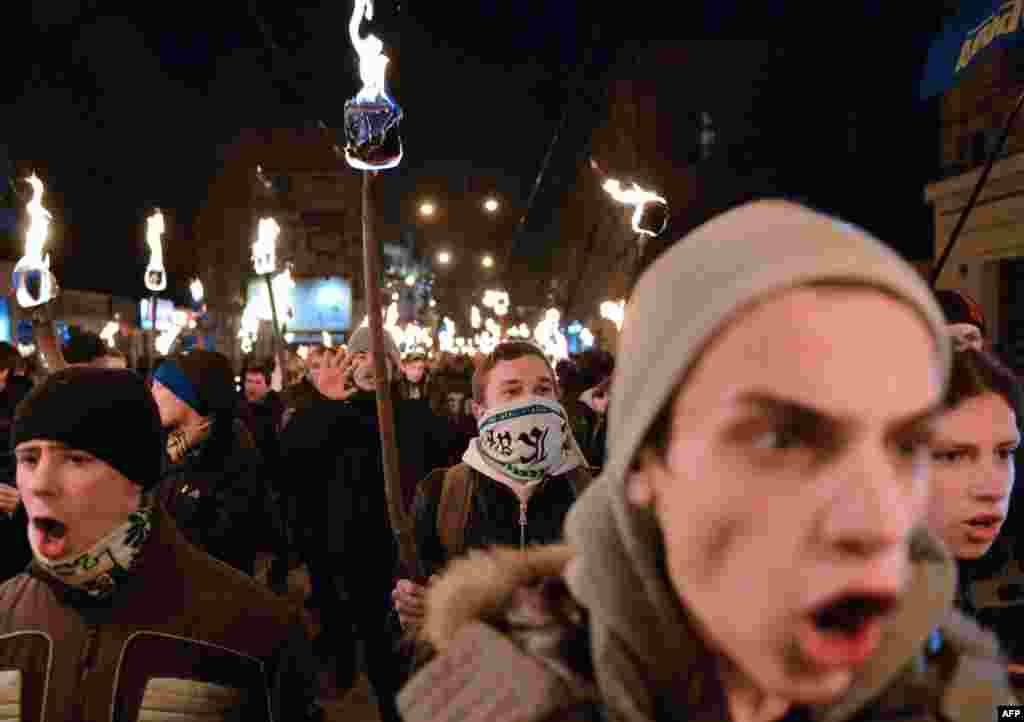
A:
[404,274,416,287]
[481,255,494,269]
[190,278,204,304]
[484,198,499,213]
[437,250,452,265]
[419,201,436,217]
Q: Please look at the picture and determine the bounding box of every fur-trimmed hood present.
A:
[423,544,574,654]
[418,535,1012,722]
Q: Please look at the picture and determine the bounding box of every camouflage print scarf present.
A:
[33,493,155,599]
[165,416,213,466]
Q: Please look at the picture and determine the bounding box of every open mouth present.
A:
[31,517,68,559]
[812,594,897,636]
[798,592,898,668]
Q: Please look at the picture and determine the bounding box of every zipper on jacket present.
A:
[519,500,527,550]
[72,624,100,721]
[79,625,99,683]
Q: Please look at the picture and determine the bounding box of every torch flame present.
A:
[14,174,59,308]
[253,217,280,275]
[602,179,667,238]
[190,278,204,303]
[24,174,51,266]
[100,321,119,349]
[322,330,332,348]
[534,308,568,362]
[143,209,167,291]
[349,0,391,104]
[600,299,625,332]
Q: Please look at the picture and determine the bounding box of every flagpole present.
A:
[930,87,1024,287]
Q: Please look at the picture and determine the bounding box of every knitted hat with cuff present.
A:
[12,367,164,489]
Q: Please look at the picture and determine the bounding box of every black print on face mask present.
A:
[486,429,515,457]
[518,427,549,465]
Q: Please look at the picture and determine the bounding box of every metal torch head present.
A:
[344,98,404,171]
[12,259,59,309]
[637,199,670,237]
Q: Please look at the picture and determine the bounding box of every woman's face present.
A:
[926,392,1020,559]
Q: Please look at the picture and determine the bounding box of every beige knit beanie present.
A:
[594,199,951,494]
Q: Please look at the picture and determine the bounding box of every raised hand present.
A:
[318,348,359,401]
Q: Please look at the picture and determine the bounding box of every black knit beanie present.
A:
[935,289,986,337]
[11,367,164,489]
[156,350,236,417]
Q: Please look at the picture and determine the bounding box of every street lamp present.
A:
[481,254,494,269]
[484,198,499,213]
[419,201,436,217]
[437,250,452,265]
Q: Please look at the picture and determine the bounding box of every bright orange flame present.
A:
[602,179,667,237]
[349,0,391,103]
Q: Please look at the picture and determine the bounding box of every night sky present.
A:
[4,2,952,304]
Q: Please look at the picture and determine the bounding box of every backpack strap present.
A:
[437,464,478,561]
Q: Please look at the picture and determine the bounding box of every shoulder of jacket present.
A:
[181,544,293,629]
[399,620,600,722]
[934,608,1017,721]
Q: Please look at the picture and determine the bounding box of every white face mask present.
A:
[476,397,572,482]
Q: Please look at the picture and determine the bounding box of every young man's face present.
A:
[948,323,983,352]
[351,351,396,392]
[446,392,466,416]
[244,371,269,402]
[16,440,140,561]
[404,360,427,384]
[926,392,1018,560]
[474,354,557,418]
[627,287,943,704]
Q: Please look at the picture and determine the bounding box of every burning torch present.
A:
[189,278,206,349]
[592,158,669,264]
[143,209,167,363]
[345,0,414,573]
[251,217,289,379]
[14,174,66,371]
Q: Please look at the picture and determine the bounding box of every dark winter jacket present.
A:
[280,391,455,583]
[0,505,320,722]
[279,378,325,431]
[238,390,284,472]
[413,464,587,579]
[0,376,33,582]
[158,418,284,576]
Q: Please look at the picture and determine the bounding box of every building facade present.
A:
[924,43,1024,370]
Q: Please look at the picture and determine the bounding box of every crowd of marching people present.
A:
[0,200,1023,720]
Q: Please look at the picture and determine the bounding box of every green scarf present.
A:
[33,494,155,599]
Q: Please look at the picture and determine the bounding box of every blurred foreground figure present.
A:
[400,201,1014,722]
[0,368,319,721]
